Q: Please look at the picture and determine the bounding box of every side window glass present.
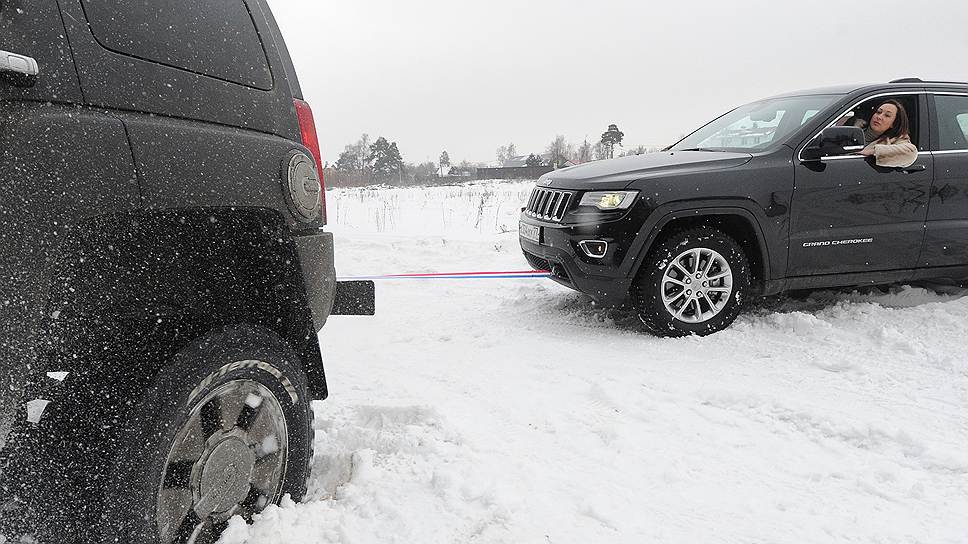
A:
[958,114,968,142]
[934,95,968,150]
[935,95,968,150]
[80,0,272,90]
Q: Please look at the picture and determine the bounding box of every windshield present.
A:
[669,95,840,152]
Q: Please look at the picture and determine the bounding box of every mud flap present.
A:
[332,281,375,315]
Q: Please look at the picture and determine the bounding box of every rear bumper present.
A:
[293,229,337,332]
[293,230,376,328]
[519,213,633,307]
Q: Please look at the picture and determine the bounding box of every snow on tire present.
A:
[633,227,750,337]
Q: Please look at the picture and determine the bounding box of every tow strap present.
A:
[337,269,550,281]
[332,270,551,316]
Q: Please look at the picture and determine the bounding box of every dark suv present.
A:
[1,1,371,542]
[521,79,968,336]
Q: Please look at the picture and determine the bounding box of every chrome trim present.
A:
[931,149,968,155]
[797,90,925,163]
[0,50,39,77]
[525,187,574,222]
[819,151,929,163]
[842,145,865,152]
[820,155,865,162]
[578,240,608,258]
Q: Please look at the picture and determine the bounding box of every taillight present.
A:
[294,98,326,223]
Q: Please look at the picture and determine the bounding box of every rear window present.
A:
[80,0,272,90]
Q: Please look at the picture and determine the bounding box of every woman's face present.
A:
[870,103,898,134]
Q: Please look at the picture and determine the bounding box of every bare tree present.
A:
[593,141,607,161]
[496,142,518,165]
[577,139,593,163]
[496,145,509,165]
[356,133,372,178]
[506,142,517,161]
[546,135,573,169]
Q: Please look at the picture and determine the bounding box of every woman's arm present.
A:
[861,137,918,167]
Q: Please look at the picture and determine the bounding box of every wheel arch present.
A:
[627,203,773,294]
[42,208,328,404]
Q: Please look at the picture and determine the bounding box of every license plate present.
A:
[519,222,541,244]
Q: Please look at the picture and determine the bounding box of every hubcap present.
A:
[660,247,733,324]
[157,379,289,544]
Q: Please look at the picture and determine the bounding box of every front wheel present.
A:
[101,326,313,544]
[632,227,750,337]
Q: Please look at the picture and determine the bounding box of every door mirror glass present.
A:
[802,126,865,160]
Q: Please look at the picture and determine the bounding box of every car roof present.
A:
[769,80,968,99]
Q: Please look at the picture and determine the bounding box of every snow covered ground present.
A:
[220,180,968,544]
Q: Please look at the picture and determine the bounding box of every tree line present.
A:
[324,123,660,187]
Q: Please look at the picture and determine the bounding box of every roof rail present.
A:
[889,77,968,85]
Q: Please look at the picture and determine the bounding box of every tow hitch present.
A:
[332,281,375,315]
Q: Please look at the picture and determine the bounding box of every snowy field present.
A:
[220,180,968,544]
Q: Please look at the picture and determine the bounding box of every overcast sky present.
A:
[267,0,968,165]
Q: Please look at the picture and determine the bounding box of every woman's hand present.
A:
[860,145,875,156]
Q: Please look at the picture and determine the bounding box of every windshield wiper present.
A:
[678,147,725,152]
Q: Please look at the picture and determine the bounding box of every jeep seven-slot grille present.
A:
[525,188,573,222]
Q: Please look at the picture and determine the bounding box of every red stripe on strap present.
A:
[385,270,549,277]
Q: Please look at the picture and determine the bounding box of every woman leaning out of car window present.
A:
[848,99,918,167]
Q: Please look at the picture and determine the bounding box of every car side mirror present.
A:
[802,126,866,161]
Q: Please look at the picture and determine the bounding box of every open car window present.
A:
[827,94,921,147]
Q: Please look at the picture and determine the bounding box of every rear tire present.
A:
[100,325,313,544]
[632,227,750,337]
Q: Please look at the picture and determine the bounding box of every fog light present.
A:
[579,240,608,258]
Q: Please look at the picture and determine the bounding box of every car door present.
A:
[0,0,82,448]
[787,92,932,277]
[0,1,140,450]
[919,92,968,268]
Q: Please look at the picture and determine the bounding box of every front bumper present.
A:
[519,212,638,307]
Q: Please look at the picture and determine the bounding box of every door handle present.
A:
[0,50,39,77]
[900,164,926,174]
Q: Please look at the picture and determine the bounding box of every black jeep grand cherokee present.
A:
[1,1,371,542]
[521,79,968,337]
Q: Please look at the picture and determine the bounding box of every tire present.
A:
[100,325,313,544]
[632,227,750,337]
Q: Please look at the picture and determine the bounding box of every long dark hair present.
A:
[873,99,911,139]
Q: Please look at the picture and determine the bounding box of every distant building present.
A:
[448,166,476,177]
[500,155,531,168]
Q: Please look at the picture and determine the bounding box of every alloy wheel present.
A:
[660,247,734,323]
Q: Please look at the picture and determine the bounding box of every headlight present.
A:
[578,191,638,210]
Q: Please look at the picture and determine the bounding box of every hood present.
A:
[537,151,753,190]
